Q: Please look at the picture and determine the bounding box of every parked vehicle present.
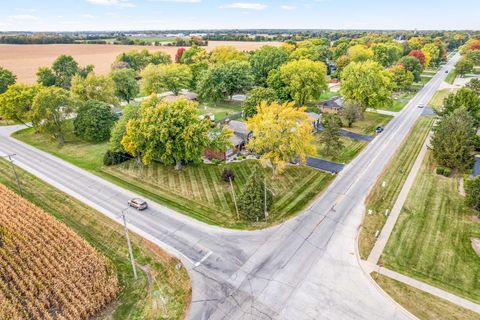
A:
[128,198,148,210]
[445,70,449,73]
[375,126,384,134]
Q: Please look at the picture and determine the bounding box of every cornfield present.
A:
[0,184,118,319]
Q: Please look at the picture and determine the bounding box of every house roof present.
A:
[229,134,244,147]
[318,96,343,109]
[163,92,198,102]
[226,120,250,136]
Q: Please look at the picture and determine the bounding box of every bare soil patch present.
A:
[471,238,480,257]
[0,41,280,83]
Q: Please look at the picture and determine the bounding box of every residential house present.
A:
[204,120,253,161]
[318,96,344,113]
[163,92,199,102]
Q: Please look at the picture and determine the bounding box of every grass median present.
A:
[0,159,191,320]
[359,116,434,259]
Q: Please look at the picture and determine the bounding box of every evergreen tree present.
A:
[238,167,273,221]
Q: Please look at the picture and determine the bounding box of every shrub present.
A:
[222,168,235,182]
[436,167,445,175]
[465,176,480,212]
[436,166,452,177]
[103,150,131,166]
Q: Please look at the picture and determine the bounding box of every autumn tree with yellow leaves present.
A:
[246,101,315,175]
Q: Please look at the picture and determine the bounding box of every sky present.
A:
[1,0,479,32]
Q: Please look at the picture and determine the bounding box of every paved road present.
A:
[0,53,460,319]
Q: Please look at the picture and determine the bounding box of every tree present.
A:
[51,55,80,88]
[121,98,211,169]
[338,102,363,128]
[109,103,141,152]
[408,50,426,68]
[431,108,476,172]
[246,101,315,175]
[290,45,331,63]
[70,73,118,105]
[455,58,474,77]
[31,86,73,145]
[0,84,39,126]
[319,113,343,157]
[243,87,279,119]
[249,46,289,86]
[277,59,328,105]
[398,56,423,82]
[442,88,480,124]
[388,64,414,91]
[110,68,139,102]
[149,51,173,65]
[209,46,247,64]
[341,60,394,110]
[141,63,192,95]
[73,100,118,143]
[181,46,207,64]
[348,44,374,62]
[175,48,186,63]
[422,43,442,67]
[466,78,480,95]
[237,166,273,221]
[466,50,480,65]
[197,61,253,102]
[115,49,171,71]
[36,67,57,86]
[0,67,16,94]
[335,55,351,77]
[372,43,402,67]
[465,176,480,213]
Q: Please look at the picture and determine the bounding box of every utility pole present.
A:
[2,154,23,197]
[121,208,137,280]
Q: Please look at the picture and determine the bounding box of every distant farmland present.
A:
[0,41,281,83]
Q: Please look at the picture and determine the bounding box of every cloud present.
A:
[148,0,201,2]
[280,5,297,10]
[85,0,135,7]
[220,2,267,10]
[8,14,40,21]
[81,14,96,19]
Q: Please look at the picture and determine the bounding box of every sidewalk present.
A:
[367,133,431,264]
[376,266,480,315]
[366,108,399,117]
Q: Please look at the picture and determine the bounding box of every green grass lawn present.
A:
[372,273,480,320]
[445,70,457,84]
[429,88,455,111]
[0,159,191,320]
[381,151,480,303]
[313,135,368,164]
[13,124,334,229]
[381,91,416,113]
[347,112,393,136]
[198,101,243,121]
[360,116,434,259]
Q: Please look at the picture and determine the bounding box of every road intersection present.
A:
[0,53,460,319]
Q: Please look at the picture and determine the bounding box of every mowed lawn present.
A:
[14,125,334,229]
[381,151,480,303]
[429,88,455,111]
[347,112,392,136]
[360,116,434,259]
[198,101,243,121]
[313,135,368,164]
[0,159,191,319]
[372,273,480,320]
